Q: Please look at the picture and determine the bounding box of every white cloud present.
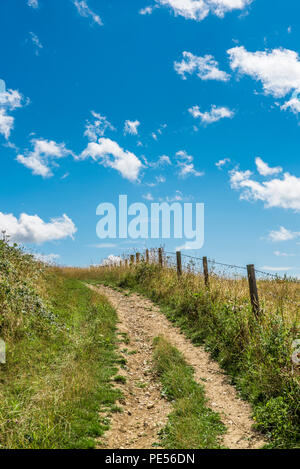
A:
[255,157,282,176]
[174,52,230,81]
[274,251,295,257]
[80,138,143,182]
[176,150,204,178]
[216,157,231,168]
[0,212,77,244]
[87,243,116,249]
[165,190,186,202]
[34,253,60,264]
[29,32,43,55]
[230,164,300,211]
[17,138,74,177]
[0,89,23,110]
[101,254,122,266]
[27,0,39,8]
[189,104,234,124]
[146,175,167,187]
[84,111,115,141]
[0,83,27,140]
[139,5,158,15]
[280,97,300,114]
[261,266,293,272]
[0,110,14,140]
[148,154,172,168]
[268,226,300,242]
[73,0,103,26]
[157,155,171,166]
[228,46,300,113]
[124,120,140,135]
[155,0,252,21]
[229,168,252,188]
[143,192,154,201]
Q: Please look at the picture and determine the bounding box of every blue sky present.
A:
[1,0,300,274]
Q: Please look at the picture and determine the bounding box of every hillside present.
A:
[0,240,299,449]
[63,257,300,449]
[0,238,121,449]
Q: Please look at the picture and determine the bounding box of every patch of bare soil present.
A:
[90,285,266,450]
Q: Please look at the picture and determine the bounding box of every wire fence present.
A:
[109,247,299,323]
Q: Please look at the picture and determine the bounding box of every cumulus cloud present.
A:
[216,157,231,168]
[229,160,300,211]
[34,253,61,264]
[139,5,158,15]
[0,88,23,110]
[124,120,140,135]
[73,0,103,26]
[268,226,300,242]
[0,83,26,140]
[189,104,234,124]
[84,111,115,141]
[27,0,39,8]
[17,138,74,177]
[0,212,77,244]
[174,52,230,81]
[80,138,143,182]
[155,0,252,21]
[0,110,14,140]
[147,154,172,168]
[255,157,282,176]
[101,254,122,266]
[228,46,300,113]
[176,150,204,178]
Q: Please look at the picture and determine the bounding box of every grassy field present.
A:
[153,336,225,449]
[63,261,300,449]
[0,239,121,449]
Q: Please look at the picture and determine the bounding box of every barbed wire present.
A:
[159,250,295,281]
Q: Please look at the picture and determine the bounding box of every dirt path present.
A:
[91,285,266,450]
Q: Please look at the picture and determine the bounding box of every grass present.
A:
[62,260,300,449]
[0,239,121,449]
[153,336,225,449]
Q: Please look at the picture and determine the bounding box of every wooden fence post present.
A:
[203,257,209,289]
[247,264,260,317]
[136,252,140,263]
[176,251,182,277]
[158,248,163,267]
[145,249,149,263]
[130,254,135,266]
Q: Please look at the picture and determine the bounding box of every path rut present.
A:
[91,285,266,450]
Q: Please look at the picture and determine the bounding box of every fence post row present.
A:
[176,251,182,277]
[158,248,163,267]
[247,264,260,318]
[116,251,261,319]
[202,256,210,289]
